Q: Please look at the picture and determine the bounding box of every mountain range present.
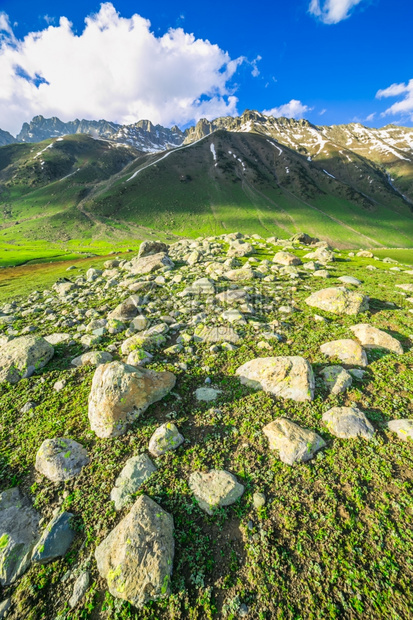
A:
[0,110,412,248]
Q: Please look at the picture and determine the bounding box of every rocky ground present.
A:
[0,233,412,619]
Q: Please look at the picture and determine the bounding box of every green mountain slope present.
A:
[1,124,413,252]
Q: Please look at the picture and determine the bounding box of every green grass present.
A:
[1,245,413,618]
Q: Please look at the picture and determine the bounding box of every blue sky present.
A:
[0,0,412,134]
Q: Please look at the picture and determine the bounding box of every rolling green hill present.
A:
[1,116,413,263]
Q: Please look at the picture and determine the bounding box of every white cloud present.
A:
[365,112,375,121]
[376,79,413,120]
[309,0,364,24]
[250,56,262,77]
[263,99,312,119]
[0,3,245,135]
[319,108,327,115]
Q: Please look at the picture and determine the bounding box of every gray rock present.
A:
[69,571,90,608]
[227,240,254,258]
[350,323,403,355]
[95,495,174,607]
[319,366,353,395]
[338,276,361,285]
[263,418,325,465]
[253,492,266,509]
[0,487,41,585]
[88,361,176,438]
[195,387,221,402]
[44,333,72,345]
[127,252,174,275]
[71,351,113,367]
[189,470,244,515]
[138,240,168,258]
[0,336,54,384]
[320,339,368,367]
[387,419,413,441]
[110,455,157,511]
[215,289,248,304]
[107,296,140,322]
[273,251,302,266]
[236,356,314,402]
[32,512,75,564]
[305,287,368,315]
[0,599,11,619]
[148,423,184,457]
[35,438,89,482]
[322,406,374,439]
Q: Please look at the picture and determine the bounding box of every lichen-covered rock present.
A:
[121,324,168,354]
[107,296,140,322]
[148,423,184,457]
[387,419,413,441]
[320,339,368,367]
[225,267,255,281]
[88,361,176,438]
[322,406,374,439]
[110,455,157,511]
[350,324,403,355]
[95,495,174,607]
[44,333,72,345]
[189,470,244,515]
[236,356,314,402]
[0,336,54,384]
[273,251,302,266]
[263,418,325,465]
[0,487,41,585]
[319,366,353,395]
[69,571,90,608]
[32,512,75,564]
[305,287,369,315]
[35,438,89,482]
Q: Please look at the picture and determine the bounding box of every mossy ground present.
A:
[0,247,413,619]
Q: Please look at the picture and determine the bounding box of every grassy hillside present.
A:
[1,131,413,265]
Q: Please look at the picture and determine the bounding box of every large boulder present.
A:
[273,251,302,266]
[322,406,374,439]
[35,438,89,482]
[110,455,157,511]
[138,240,168,258]
[0,488,41,585]
[320,339,368,367]
[304,247,334,263]
[88,361,176,438]
[236,356,314,402]
[305,287,368,315]
[263,418,325,465]
[95,495,174,607]
[350,324,403,355]
[126,252,174,275]
[189,470,244,515]
[0,336,54,384]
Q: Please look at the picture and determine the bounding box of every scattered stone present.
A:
[304,247,335,263]
[126,349,153,366]
[20,400,36,414]
[0,336,54,384]
[69,571,90,608]
[216,288,248,304]
[227,240,254,257]
[350,324,403,355]
[126,252,174,275]
[35,438,89,482]
[148,423,184,457]
[71,351,113,367]
[53,379,66,392]
[338,276,361,285]
[236,356,314,402]
[195,387,221,402]
[110,455,157,510]
[305,287,368,315]
[253,492,266,509]
[322,406,374,439]
[0,599,11,618]
[273,251,302,266]
[88,361,176,438]
[95,495,174,607]
[195,325,240,344]
[396,284,413,293]
[0,487,41,585]
[189,470,244,515]
[387,419,413,441]
[319,365,353,394]
[263,418,325,465]
[138,240,168,258]
[32,512,75,564]
[357,250,374,258]
[313,269,329,278]
[320,339,368,367]
[44,333,72,345]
